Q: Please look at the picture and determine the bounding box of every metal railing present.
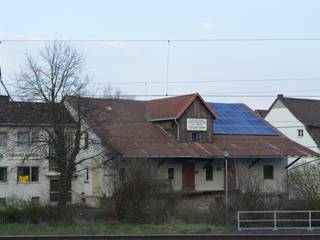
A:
[238,210,320,231]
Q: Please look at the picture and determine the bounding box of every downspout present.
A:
[174,118,180,141]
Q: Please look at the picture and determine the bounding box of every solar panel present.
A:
[208,103,278,136]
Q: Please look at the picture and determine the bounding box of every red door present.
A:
[182,162,195,191]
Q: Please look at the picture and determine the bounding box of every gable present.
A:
[178,97,214,142]
[266,99,319,148]
[148,93,216,121]
[266,99,303,127]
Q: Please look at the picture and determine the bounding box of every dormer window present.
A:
[192,132,201,142]
[297,129,304,137]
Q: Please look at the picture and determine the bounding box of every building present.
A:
[264,94,320,166]
[66,93,316,205]
[0,93,316,206]
[0,95,93,205]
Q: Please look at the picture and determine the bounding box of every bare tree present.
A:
[16,41,104,207]
[103,85,134,99]
[289,163,320,208]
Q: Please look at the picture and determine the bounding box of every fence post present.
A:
[273,211,277,231]
[308,211,312,231]
[238,212,240,231]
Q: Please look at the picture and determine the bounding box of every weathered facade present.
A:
[0,96,97,206]
[0,93,316,207]
[68,93,317,205]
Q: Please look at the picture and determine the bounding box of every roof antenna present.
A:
[165,40,170,96]
[0,41,13,101]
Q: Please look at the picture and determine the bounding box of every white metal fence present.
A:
[238,210,320,231]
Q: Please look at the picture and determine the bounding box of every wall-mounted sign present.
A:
[187,118,207,131]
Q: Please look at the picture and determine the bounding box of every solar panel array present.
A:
[208,103,278,135]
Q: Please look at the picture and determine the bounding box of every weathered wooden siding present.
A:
[178,98,213,142]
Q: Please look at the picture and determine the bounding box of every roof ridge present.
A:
[148,93,198,102]
[283,97,320,102]
[67,96,146,103]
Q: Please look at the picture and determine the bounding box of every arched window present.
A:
[263,165,274,180]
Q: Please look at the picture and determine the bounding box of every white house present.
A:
[0,95,98,206]
[264,94,320,167]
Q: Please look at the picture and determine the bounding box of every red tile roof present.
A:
[148,93,216,121]
[69,96,317,159]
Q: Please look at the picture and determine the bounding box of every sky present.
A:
[1,0,320,109]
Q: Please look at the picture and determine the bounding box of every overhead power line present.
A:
[88,77,320,85]
[9,94,320,99]
[2,38,320,43]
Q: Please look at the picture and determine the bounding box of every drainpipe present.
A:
[174,118,180,141]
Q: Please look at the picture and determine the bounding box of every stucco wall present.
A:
[0,124,105,206]
[236,158,288,193]
[155,158,286,193]
[0,126,50,204]
[265,99,319,164]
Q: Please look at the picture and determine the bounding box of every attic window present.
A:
[192,132,201,142]
[298,129,304,137]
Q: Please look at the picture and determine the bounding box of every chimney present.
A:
[277,94,284,99]
[0,95,9,104]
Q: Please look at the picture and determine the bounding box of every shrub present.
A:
[172,199,225,226]
[0,197,41,224]
[112,159,176,223]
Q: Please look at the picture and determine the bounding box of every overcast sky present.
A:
[1,0,320,109]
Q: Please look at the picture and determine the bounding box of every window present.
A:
[0,132,7,147]
[0,198,6,206]
[298,129,304,137]
[17,166,39,183]
[263,165,274,180]
[84,167,89,183]
[49,179,71,202]
[17,131,39,147]
[84,131,89,149]
[192,132,201,142]
[0,167,7,182]
[205,165,213,181]
[168,168,174,180]
[119,168,126,181]
[17,132,31,147]
[48,144,57,171]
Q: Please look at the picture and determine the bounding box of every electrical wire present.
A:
[2,38,320,42]
[87,77,320,85]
